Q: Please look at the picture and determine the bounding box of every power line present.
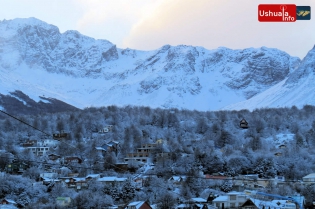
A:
[0,109,80,149]
[0,109,50,136]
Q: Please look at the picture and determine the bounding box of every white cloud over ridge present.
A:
[0,0,314,58]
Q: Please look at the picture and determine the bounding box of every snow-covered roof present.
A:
[169,176,186,182]
[244,198,297,209]
[42,177,60,182]
[176,203,191,208]
[4,199,16,204]
[107,140,119,145]
[303,173,315,178]
[213,196,229,202]
[228,191,245,195]
[86,174,100,178]
[0,205,18,209]
[74,177,86,182]
[98,177,127,182]
[95,147,106,151]
[191,197,207,203]
[127,201,145,209]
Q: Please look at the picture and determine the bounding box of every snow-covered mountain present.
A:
[0,18,305,111]
[223,45,315,111]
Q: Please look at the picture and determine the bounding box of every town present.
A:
[1,105,315,208]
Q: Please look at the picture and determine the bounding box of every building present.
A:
[98,125,114,133]
[124,144,158,163]
[96,140,120,154]
[64,157,82,164]
[302,173,315,184]
[1,198,17,207]
[59,177,87,190]
[53,130,69,140]
[48,154,61,161]
[169,176,186,185]
[240,119,249,129]
[213,191,248,209]
[56,197,71,207]
[126,201,152,209]
[241,198,298,209]
[97,176,127,186]
[5,159,29,174]
[25,146,50,156]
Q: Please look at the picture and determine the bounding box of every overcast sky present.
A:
[0,0,314,59]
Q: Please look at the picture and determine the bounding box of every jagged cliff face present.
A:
[0,18,116,76]
[223,45,315,111]
[0,18,304,111]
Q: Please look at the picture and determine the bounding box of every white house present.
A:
[213,191,248,209]
[302,173,315,184]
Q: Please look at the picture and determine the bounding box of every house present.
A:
[213,191,248,209]
[98,125,114,133]
[96,141,120,155]
[40,173,61,185]
[114,163,129,172]
[212,196,229,209]
[241,198,298,209]
[233,174,270,191]
[240,198,260,209]
[169,176,186,185]
[126,201,152,209]
[278,144,286,149]
[124,144,158,163]
[56,197,71,207]
[1,198,17,206]
[39,139,59,147]
[48,154,61,161]
[60,177,87,190]
[274,152,282,157]
[188,198,211,209]
[5,159,29,174]
[53,130,69,140]
[40,172,58,179]
[240,119,249,129]
[64,157,82,164]
[25,146,50,156]
[97,176,127,186]
[21,140,37,147]
[133,176,151,189]
[302,173,315,184]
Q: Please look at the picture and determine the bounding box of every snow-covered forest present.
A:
[1,105,315,208]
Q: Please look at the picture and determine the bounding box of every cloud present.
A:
[123,0,315,58]
[74,0,164,45]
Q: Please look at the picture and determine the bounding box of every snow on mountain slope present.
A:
[0,18,302,111]
[222,45,315,111]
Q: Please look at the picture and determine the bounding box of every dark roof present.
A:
[240,119,248,124]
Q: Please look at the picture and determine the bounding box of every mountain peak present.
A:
[0,17,310,111]
[0,17,54,28]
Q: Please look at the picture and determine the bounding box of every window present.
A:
[231,203,235,208]
[216,203,220,207]
[230,195,236,200]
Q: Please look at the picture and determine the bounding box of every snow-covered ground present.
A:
[265,133,295,147]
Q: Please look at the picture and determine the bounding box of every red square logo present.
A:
[258,4,296,22]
